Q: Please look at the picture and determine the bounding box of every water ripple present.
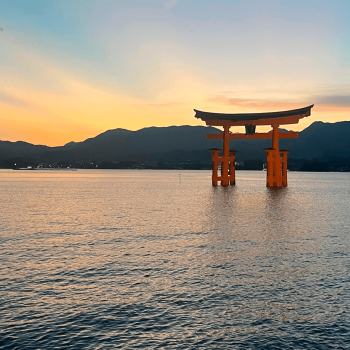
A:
[1,170,350,349]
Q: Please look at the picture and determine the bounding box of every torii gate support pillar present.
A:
[264,126,289,188]
[221,126,230,186]
[272,125,283,187]
[229,150,238,185]
[210,148,220,186]
[264,148,275,187]
[280,150,289,187]
[209,131,237,186]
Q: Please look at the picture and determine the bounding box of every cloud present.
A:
[314,95,350,107]
[0,91,36,111]
[164,0,178,9]
[133,102,184,109]
[206,92,350,124]
[206,95,304,111]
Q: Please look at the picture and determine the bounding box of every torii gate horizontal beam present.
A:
[207,131,298,140]
[203,115,307,127]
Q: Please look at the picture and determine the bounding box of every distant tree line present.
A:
[0,157,211,170]
[1,156,350,172]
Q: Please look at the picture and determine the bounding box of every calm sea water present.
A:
[1,169,350,349]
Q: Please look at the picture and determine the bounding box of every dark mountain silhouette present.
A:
[0,141,49,159]
[288,121,350,159]
[1,122,350,168]
[0,126,222,165]
[58,126,223,161]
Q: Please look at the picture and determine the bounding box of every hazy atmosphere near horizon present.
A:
[0,0,350,145]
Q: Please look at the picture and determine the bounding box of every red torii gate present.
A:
[194,105,313,187]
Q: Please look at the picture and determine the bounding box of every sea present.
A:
[1,169,350,349]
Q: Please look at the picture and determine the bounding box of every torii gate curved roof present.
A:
[194,104,314,126]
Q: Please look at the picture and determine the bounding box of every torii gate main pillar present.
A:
[221,126,230,186]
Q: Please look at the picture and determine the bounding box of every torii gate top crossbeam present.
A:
[194,105,314,126]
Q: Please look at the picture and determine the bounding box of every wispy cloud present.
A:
[0,91,36,111]
[164,0,178,9]
[206,95,303,111]
[208,90,350,110]
[314,94,350,107]
[134,102,183,109]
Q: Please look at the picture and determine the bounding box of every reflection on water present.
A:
[1,169,350,349]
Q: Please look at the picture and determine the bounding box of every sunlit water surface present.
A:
[1,169,350,349]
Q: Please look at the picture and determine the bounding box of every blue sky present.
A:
[0,0,349,145]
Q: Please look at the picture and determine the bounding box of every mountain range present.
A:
[1,121,350,170]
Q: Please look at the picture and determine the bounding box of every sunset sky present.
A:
[1,0,350,146]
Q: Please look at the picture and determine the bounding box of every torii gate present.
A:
[194,105,313,187]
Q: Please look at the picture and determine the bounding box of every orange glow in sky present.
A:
[0,0,349,146]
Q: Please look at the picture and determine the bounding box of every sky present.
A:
[0,0,350,146]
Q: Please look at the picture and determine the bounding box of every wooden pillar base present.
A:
[210,148,220,186]
[264,148,274,187]
[280,150,289,187]
[229,150,238,185]
[220,126,230,187]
